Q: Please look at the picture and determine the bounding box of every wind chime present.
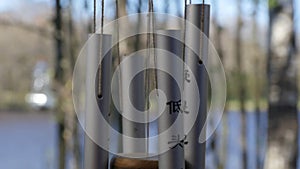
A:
[84,0,112,168]
[83,0,210,169]
[184,2,210,169]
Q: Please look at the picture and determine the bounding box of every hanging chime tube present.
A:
[156,30,185,169]
[121,55,146,154]
[84,34,112,169]
[184,4,210,169]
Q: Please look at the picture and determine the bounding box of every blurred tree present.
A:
[134,0,142,51]
[252,0,261,115]
[119,0,127,17]
[265,0,298,169]
[65,0,82,168]
[250,0,264,169]
[54,0,64,82]
[211,0,226,168]
[235,0,247,169]
[53,1,67,169]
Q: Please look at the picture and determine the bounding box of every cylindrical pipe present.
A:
[156,30,185,169]
[184,4,210,169]
[84,34,112,169]
[121,55,147,153]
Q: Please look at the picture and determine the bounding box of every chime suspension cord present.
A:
[183,0,205,64]
[202,0,205,32]
[182,0,188,67]
[181,0,188,91]
[97,0,105,97]
[186,0,205,63]
[201,0,205,62]
[100,0,104,34]
[94,0,96,33]
[115,0,123,112]
[145,0,156,155]
[151,0,158,93]
[146,0,151,155]
[147,0,158,92]
[115,0,120,65]
[92,0,104,33]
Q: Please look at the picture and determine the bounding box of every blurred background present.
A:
[0,0,299,169]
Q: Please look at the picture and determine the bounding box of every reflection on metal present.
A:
[84,34,112,169]
[156,30,185,169]
[184,4,210,169]
[121,55,147,153]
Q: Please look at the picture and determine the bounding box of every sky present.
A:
[0,0,298,41]
[0,0,266,22]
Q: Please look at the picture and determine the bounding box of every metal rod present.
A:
[97,0,105,97]
[184,4,210,169]
[156,30,185,169]
[84,34,112,169]
[121,55,147,153]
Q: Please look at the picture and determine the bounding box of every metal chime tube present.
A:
[184,4,210,169]
[84,34,112,169]
[121,56,146,154]
[157,30,185,169]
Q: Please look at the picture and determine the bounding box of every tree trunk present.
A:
[212,0,226,168]
[251,1,262,169]
[235,0,247,168]
[54,1,66,169]
[118,0,127,18]
[265,1,298,169]
[55,0,64,82]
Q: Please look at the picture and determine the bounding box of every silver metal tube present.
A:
[121,55,147,153]
[184,4,210,169]
[84,34,112,169]
[156,30,185,169]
